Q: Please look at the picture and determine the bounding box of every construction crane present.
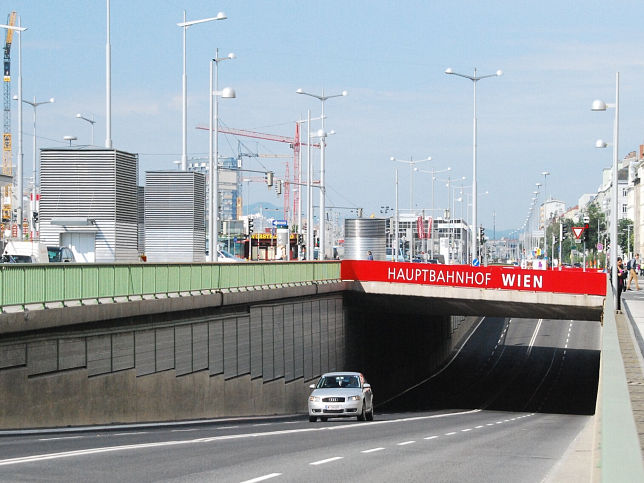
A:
[2,11,16,232]
[196,123,319,227]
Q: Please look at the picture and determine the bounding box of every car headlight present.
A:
[347,395,361,401]
[309,396,321,402]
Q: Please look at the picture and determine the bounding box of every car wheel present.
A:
[366,407,374,421]
[309,416,317,422]
[320,417,328,422]
[357,402,366,421]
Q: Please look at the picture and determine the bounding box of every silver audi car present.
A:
[308,372,374,422]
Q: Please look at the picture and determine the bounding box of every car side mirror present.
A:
[309,384,316,389]
[363,383,371,389]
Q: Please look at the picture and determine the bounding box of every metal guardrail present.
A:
[0,261,341,311]
[601,279,644,480]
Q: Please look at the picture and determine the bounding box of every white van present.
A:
[2,241,49,263]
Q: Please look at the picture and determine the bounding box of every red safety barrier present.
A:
[341,261,607,296]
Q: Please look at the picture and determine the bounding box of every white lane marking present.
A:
[310,456,343,465]
[527,318,543,356]
[445,432,456,436]
[424,436,438,440]
[219,426,239,430]
[486,423,494,426]
[0,410,481,467]
[475,425,484,429]
[112,432,148,436]
[252,423,272,427]
[397,441,415,446]
[38,436,84,441]
[172,429,198,432]
[284,421,300,424]
[461,428,472,432]
[496,422,503,424]
[240,473,282,483]
[361,447,385,453]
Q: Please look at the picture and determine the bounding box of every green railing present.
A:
[0,261,341,311]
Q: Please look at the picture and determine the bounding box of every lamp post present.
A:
[208,49,236,262]
[390,155,431,261]
[13,95,54,239]
[76,113,96,145]
[177,10,227,172]
[445,67,502,263]
[296,88,347,260]
[592,72,619,308]
[0,18,26,239]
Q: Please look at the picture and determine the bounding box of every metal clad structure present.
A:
[39,148,139,262]
[144,171,205,262]
[344,218,386,260]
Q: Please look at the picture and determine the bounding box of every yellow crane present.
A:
[2,11,16,234]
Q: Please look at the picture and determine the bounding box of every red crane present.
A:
[196,124,319,227]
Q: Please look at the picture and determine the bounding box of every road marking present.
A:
[397,441,415,446]
[240,473,282,483]
[172,429,198,432]
[445,432,456,436]
[475,425,484,429]
[424,436,438,440]
[486,423,494,426]
[38,436,84,441]
[253,423,272,427]
[112,432,149,436]
[527,319,543,356]
[219,426,239,430]
[361,447,385,453]
[0,410,481,467]
[461,428,472,432]
[310,456,343,465]
[496,422,503,424]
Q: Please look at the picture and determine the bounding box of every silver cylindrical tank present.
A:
[344,218,386,260]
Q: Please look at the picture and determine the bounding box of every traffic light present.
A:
[562,223,569,238]
[479,226,485,244]
[583,223,590,242]
[266,171,274,187]
[357,208,363,218]
[297,233,303,245]
[275,180,282,195]
[248,218,254,235]
[32,211,38,223]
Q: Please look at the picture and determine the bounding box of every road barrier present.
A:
[0,261,340,312]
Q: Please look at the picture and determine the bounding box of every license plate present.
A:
[325,404,341,410]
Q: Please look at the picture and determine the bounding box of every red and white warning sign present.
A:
[572,227,584,239]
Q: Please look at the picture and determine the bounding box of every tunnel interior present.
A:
[344,292,601,416]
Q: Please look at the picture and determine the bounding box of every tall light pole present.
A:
[76,113,96,145]
[592,72,620,308]
[390,155,431,261]
[105,0,112,149]
[296,88,347,260]
[177,11,227,172]
[445,67,502,263]
[542,171,550,264]
[208,49,236,262]
[0,18,27,239]
[13,95,54,239]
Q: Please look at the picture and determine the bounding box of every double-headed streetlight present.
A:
[208,49,236,262]
[76,114,96,145]
[13,95,54,239]
[296,88,347,260]
[390,155,431,261]
[177,10,227,172]
[445,67,502,263]
[592,72,619,307]
[0,18,26,238]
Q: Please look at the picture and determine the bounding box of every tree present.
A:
[618,218,634,255]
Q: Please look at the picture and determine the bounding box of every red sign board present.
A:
[417,216,425,239]
[572,227,584,239]
[341,260,606,296]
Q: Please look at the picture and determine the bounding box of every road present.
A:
[0,316,600,482]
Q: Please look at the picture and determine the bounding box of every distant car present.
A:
[308,372,374,422]
[217,249,246,263]
[47,246,75,263]
[1,254,34,263]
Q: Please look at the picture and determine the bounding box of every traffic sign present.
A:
[572,227,584,239]
[272,219,288,227]
[472,258,480,267]
[597,242,603,251]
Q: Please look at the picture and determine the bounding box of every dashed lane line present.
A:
[240,473,282,483]
[424,436,438,440]
[445,432,457,436]
[397,441,415,446]
[310,456,343,466]
[361,447,385,453]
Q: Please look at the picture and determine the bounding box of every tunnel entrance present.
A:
[344,293,601,416]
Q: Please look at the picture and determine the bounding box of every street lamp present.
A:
[296,88,347,260]
[177,10,227,171]
[0,18,26,239]
[592,72,619,309]
[208,49,236,262]
[76,113,96,145]
[445,67,502,263]
[13,95,54,239]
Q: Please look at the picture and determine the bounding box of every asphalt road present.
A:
[0,316,601,482]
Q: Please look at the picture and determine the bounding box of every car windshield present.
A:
[317,375,360,389]
[47,248,62,262]
[1,254,32,263]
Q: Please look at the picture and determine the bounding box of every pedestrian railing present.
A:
[0,261,341,312]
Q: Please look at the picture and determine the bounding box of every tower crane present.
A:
[2,11,16,232]
[196,123,319,227]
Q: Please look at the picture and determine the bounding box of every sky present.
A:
[6,0,644,232]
